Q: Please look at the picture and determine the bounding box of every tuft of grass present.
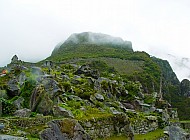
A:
[180,120,190,123]
[134,129,165,140]
[96,135,128,140]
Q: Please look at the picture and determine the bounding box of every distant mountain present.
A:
[47,32,182,96]
[50,32,133,60]
[65,32,132,46]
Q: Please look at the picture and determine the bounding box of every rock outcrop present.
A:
[180,79,190,97]
[14,108,31,117]
[40,119,91,140]
[7,78,20,97]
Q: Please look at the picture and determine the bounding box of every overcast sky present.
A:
[1,0,190,79]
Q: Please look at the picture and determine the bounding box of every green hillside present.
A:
[48,32,187,119]
[0,32,189,139]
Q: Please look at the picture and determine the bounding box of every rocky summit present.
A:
[0,32,190,139]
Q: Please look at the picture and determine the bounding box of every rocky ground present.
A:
[0,54,188,140]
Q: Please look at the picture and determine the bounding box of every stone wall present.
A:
[1,116,53,128]
[79,117,115,139]
[79,114,134,139]
[79,114,160,139]
[0,114,160,139]
[131,116,158,134]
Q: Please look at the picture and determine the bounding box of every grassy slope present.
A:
[48,42,162,92]
[134,129,165,140]
[49,43,133,61]
[97,129,165,140]
[45,37,189,120]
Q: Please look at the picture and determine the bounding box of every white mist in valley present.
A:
[152,53,190,82]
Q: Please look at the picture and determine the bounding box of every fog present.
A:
[64,32,132,48]
[0,0,190,80]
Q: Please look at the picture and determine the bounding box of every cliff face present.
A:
[152,57,181,96]
[181,79,190,97]
[157,54,190,81]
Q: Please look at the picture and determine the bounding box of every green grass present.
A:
[180,120,190,123]
[101,58,144,75]
[96,135,128,140]
[96,129,164,140]
[26,137,40,140]
[134,129,165,140]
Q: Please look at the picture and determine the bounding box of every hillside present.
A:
[47,32,190,121]
[0,32,189,139]
[49,32,133,61]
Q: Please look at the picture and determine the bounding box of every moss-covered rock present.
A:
[40,119,91,140]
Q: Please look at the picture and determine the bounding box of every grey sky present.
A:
[0,0,190,78]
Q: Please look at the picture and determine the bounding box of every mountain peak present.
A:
[65,32,132,46]
[54,32,133,53]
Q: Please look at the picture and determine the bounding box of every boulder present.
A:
[61,73,70,81]
[7,78,20,97]
[94,80,101,91]
[0,135,25,140]
[110,107,122,115]
[31,67,43,76]
[14,108,31,117]
[162,109,170,124]
[89,95,96,104]
[120,88,128,97]
[67,95,82,101]
[53,106,74,118]
[94,93,104,102]
[149,107,156,112]
[137,92,144,98]
[41,78,62,95]
[145,115,157,121]
[87,77,95,86]
[37,93,54,115]
[122,103,134,110]
[164,125,189,140]
[13,97,24,110]
[40,119,91,140]
[41,74,54,79]
[117,101,127,111]
[30,85,54,115]
[97,77,109,83]
[75,65,100,79]
[18,72,26,86]
[71,75,82,84]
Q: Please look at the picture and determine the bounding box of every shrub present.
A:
[0,98,16,116]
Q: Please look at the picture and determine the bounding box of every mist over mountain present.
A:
[156,53,190,81]
[52,32,133,56]
[66,32,132,46]
[51,32,190,82]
